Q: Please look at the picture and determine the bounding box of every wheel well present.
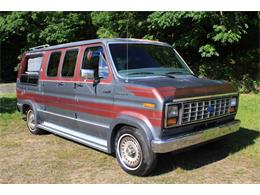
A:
[22,104,31,115]
[110,123,136,154]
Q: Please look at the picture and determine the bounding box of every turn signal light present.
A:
[143,103,155,109]
[167,118,177,126]
[229,107,236,113]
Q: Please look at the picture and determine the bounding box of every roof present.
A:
[27,38,170,54]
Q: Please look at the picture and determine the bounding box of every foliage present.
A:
[91,12,150,38]
[199,44,219,58]
[0,11,259,93]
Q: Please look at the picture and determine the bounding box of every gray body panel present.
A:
[75,81,114,140]
[17,38,238,154]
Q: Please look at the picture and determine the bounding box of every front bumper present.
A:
[151,120,241,153]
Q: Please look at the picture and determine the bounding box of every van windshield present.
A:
[108,43,192,78]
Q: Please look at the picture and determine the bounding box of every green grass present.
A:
[0,94,21,132]
[0,93,259,183]
[235,94,260,164]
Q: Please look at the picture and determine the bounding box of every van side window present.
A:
[82,47,109,79]
[47,51,61,77]
[20,56,43,85]
[61,49,78,77]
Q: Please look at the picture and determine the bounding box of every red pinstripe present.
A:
[125,85,176,99]
[17,90,162,127]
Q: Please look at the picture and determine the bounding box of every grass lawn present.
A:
[0,93,259,183]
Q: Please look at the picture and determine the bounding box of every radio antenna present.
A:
[126,14,129,83]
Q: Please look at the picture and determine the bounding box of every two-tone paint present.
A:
[16,38,239,154]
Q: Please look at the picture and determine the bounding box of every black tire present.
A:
[26,107,45,135]
[115,126,157,176]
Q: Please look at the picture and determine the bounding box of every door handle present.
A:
[58,82,64,86]
[102,90,111,94]
[75,83,84,88]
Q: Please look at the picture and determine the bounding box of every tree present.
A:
[0,12,96,81]
[146,12,259,91]
[91,12,151,38]
[0,11,259,93]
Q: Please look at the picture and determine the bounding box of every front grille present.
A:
[181,96,232,124]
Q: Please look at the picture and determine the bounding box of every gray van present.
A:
[16,38,240,176]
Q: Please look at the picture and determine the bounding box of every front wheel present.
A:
[115,126,157,176]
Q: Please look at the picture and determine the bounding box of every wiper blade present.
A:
[126,72,154,75]
[151,73,175,78]
[166,71,196,77]
[165,71,185,75]
[126,72,176,79]
[158,74,175,78]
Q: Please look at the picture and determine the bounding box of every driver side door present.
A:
[74,44,114,147]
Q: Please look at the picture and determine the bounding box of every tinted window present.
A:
[109,44,192,77]
[82,47,102,70]
[61,49,78,77]
[47,51,61,77]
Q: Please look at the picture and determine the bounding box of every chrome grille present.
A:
[181,97,232,124]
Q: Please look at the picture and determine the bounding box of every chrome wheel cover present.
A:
[27,110,36,131]
[117,134,142,170]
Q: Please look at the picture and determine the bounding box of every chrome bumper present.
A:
[151,120,241,153]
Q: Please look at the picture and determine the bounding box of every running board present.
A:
[37,122,108,153]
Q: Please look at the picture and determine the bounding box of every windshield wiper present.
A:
[157,74,175,78]
[126,72,154,75]
[165,71,197,77]
[165,71,185,75]
[126,72,176,78]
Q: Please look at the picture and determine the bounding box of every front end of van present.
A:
[107,39,240,155]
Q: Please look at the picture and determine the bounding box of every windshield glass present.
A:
[109,43,192,78]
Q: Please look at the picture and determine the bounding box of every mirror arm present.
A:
[93,77,101,87]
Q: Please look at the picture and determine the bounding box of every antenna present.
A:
[126,15,129,83]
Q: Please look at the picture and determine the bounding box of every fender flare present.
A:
[20,100,40,125]
[107,112,156,153]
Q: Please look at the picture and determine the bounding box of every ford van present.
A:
[16,38,240,176]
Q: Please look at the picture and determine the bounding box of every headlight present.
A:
[167,105,179,118]
[229,97,238,113]
[231,97,237,107]
[165,104,179,127]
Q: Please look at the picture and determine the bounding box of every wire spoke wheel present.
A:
[117,134,142,170]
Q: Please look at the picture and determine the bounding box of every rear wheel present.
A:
[26,108,44,135]
[115,126,157,176]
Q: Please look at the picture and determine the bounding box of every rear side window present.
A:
[61,49,78,77]
[47,51,61,77]
[27,57,43,72]
[20,55,43,85]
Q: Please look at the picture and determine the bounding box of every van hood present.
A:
[125,75,237,100]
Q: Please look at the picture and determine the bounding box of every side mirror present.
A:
[81,69,94,80]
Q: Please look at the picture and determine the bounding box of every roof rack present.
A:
[29,44,50,51]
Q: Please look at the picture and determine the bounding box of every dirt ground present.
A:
[0,94,259,183]
[0,83,16,95]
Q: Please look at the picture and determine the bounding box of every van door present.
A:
[42,50,62,117]
[75,45,114,144]
[40,50,63,123]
